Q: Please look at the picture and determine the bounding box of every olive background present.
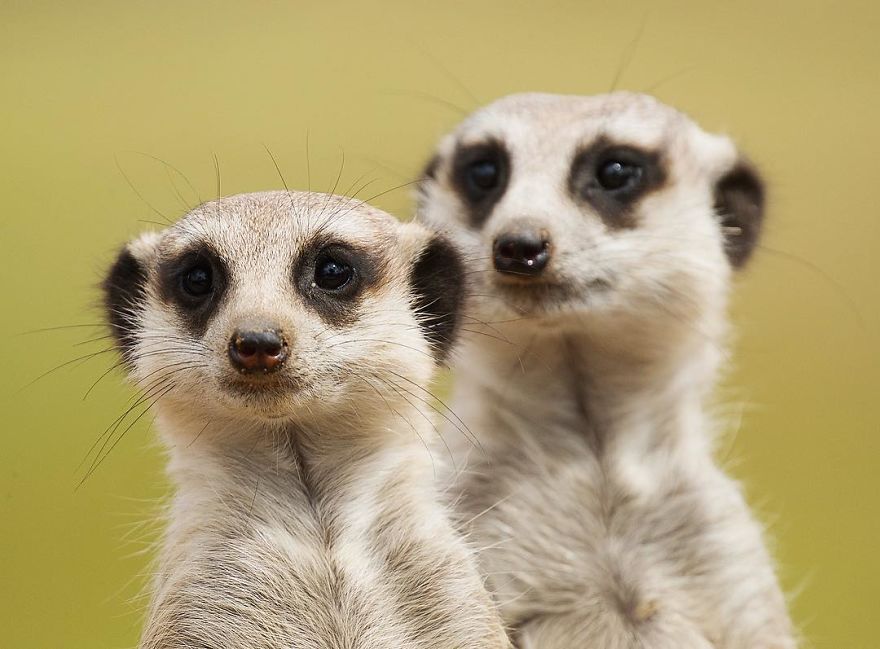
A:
[1,2,877,647]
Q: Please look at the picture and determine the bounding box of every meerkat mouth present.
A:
[221,373,301,399]
[491,274,611,316]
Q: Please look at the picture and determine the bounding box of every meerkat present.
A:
[417,92,796,649]
[102,190,511,649]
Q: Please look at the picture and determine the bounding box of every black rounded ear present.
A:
[103,241,152,366]
[409,235,465,363]
[713,160,765,268]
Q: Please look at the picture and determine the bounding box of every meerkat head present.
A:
[418,92,764,342]
[103,191,464,434]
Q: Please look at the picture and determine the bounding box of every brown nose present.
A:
[228,329,288,374]
[493,229,551,277]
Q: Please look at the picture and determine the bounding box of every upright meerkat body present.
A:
[418,93,795,648]
[103,191,509,649]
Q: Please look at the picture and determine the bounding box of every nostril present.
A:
[237,340,258,357]
[263,341,283,358]
[499,239,519,259]
[520,241,547,261]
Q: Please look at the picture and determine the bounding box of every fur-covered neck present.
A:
[452,311,727,482]
[140,398,511,649]
[155,402,437,513]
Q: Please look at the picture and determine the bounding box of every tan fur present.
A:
[106,191,510,648]
[418,93,796,649]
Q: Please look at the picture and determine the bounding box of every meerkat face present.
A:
[418,92,764,334]
[103,191,463,429]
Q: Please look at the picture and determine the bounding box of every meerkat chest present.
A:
[153,502,390,647]
[157,464,508,649]
[457,430,741,633]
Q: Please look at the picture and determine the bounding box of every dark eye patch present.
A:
[158,245,228,338]
[450,140,511,227]
[294,238,381,327]
[568,138,665,229]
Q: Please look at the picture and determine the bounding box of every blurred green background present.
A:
[1,1,877,647]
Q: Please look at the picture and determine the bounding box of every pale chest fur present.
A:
[144,439,508,649]
[446,336,794,649]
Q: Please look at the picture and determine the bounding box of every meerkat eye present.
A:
[181,262,213,297]
[466,160,501,193]
[596,159,644,192]
[569,144,663,227]
[314,253,354,291]
[452,142,510,214]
